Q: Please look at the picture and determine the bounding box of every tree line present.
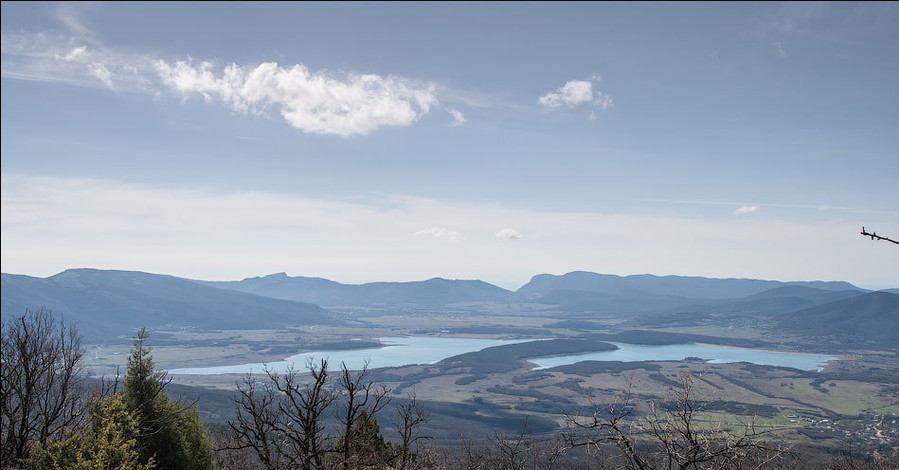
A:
[2,309,894,469]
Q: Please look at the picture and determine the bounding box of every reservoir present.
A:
[170,336,535,375]
[170,336,836,375]
[529,342,835,371]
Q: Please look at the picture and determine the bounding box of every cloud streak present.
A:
[413,227,462,243]
[734,205,760,215]
[3,174,895,287]
[646,198,898,215]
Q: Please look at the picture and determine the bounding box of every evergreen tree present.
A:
[122,329,214,470]
[26,392,154,470]
[334,410,391,469]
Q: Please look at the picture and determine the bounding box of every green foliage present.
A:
[335,410,392,469]
[22,328,213,470]
[123,329,214,470]
[353,411,391,461]
[26,393,153,470]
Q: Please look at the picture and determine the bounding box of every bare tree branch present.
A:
[392,391,432,470]
[336,360,391,470]
[861,227,899,245]
[565,372,791,470]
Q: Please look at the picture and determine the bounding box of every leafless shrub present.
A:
[1,308,88,467]
[565,372,791,470]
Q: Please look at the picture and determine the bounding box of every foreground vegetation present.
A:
[3,309,896,469]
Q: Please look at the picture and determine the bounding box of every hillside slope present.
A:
[1,269,333,343]
[777,291,898,350]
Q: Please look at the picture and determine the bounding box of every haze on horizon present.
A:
[2,3,897,291]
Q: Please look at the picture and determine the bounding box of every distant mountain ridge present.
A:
[1,268,879,345]
[196,270,867,314]
[517,271,862,299]
[1,269,332,343]
[199,272,514,306]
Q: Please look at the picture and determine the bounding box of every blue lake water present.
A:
[529,342,835,371]
[169,336,536,375]
[170,336,836,375]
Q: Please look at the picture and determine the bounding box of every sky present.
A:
[1,2,897,290]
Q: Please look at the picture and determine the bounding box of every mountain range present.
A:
[2,268,893,348]
[201,270,863,307]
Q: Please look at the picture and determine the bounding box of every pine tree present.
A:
[334,410,391,469]
[122,329,213,470]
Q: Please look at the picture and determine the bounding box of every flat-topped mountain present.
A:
[200,273,513,306]
[1,269,332,343]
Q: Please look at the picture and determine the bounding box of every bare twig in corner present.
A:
[861,227,899,245]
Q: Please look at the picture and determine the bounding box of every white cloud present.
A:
[495,228,521,240]
[155,60,438,136]
[449,109,467,127]
[539,79,613,116]
[734,205,760,215]
[413,227,462,243]
[538,80,594,108]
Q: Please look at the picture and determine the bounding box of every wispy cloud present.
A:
[595,92,613,111]
[495,228,521,240]
[412,227,462,243]
[54,4,99,40]
[646,198,899,216]
[88,62,113,88]
[449,109,467,127]
[774,41,788,58]
[734,205,760,215]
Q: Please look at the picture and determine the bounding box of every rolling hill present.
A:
[777,291,898,350]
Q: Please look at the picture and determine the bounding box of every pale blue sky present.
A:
[2,2,897,289]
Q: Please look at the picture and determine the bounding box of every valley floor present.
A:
[82,309,899,458]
